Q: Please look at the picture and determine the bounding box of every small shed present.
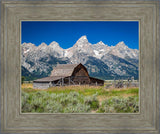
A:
[33,63,104,89]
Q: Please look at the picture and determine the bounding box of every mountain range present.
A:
[21,35,139,81]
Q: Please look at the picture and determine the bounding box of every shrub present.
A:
[44,101,63,113]
[21,91,32,112]
[21,91,139,113]
[63,103,90,113]
[84,94,99,110]
[98,96,139,113]
[21,91,96,113]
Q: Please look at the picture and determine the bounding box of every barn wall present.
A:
[72,65,90,84]
[72,76,90,85]
[72,65,89,77]
[75,68,88,76]
[90,77,104,86]
[33,82,50,89]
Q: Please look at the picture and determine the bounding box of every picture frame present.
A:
[1,0,159,133]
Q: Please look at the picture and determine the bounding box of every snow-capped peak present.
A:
[96,41,106,46]
[108,41,139,59]
[115,41,128,48]
[75,35,89,46]
[38,42,47,50]
[49,41,60,48]
[21,42,37,54]
[78,35,88,41]
[39,42,47,47]
[22,42,36,47]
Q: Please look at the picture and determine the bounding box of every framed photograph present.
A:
[1,0,159,133]
[21,21,139,114]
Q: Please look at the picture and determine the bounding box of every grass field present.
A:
[21,83,139,113]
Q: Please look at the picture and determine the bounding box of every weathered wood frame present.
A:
[1,0,159,133]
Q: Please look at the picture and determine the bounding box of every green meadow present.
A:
[21,83,139,113]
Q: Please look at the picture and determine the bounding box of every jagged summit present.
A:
[22,42,36,47]
[115,41,128,48]
[75,35,89,47]
[39,42,47,47]
[21,37,138,60]
[94,41,106,46]
[49,41,60,48]
[78,35,88,41]
[98,41,105,44]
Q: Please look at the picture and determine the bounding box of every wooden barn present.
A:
[33,63,104,89]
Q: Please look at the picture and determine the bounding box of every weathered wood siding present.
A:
[72,64,90,84]
[90,77,104,86]
[72,64,89,77]
[72,76,90,85]
[33,82,50,89]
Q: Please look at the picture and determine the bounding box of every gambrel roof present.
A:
[50,64,79,77]
[33,63,89,83]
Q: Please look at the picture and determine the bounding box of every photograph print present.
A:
[21,21,139,113]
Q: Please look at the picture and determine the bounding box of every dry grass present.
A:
[22,84,103,94]
[104,87,138,91]
[47,85,102,90]
[21,83,33,89]
[21,83,139,99]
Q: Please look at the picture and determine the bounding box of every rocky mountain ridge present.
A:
[21,35,139,80]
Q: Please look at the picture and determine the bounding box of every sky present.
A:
[21,21,139,49]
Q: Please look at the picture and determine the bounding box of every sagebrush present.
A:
[21,90,139,113]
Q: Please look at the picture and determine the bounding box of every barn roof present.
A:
[89,77,104,82]
[33,63,84,83]
[33,63,104,83]
[50,63,80,77]
[33,76,66,82]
